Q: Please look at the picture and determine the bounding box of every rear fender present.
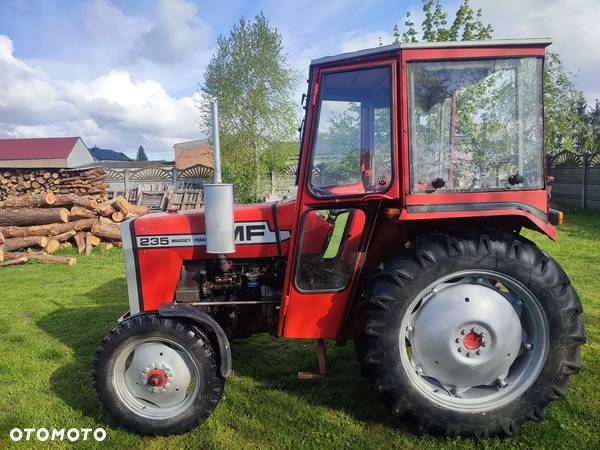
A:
[158,303,232,378]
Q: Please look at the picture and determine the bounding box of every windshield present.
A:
[309,66,393,197]
[408,57,543,193]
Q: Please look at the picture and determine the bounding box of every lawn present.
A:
[0,210,598,449]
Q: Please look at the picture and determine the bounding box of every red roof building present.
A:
[0,137,95,168]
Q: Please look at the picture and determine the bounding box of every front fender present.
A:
[158,303,232,378]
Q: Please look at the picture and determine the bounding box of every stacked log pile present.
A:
[0,191,148,268]
[0,168,109,201]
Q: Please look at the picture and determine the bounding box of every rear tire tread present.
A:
[355,228,585,437]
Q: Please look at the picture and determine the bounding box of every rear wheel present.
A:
[93,314,224,435]
[356,229,585,437]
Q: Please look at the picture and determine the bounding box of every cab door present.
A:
[279,60,399,338]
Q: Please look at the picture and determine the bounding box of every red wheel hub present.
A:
[147,369,167,388]
[463,331,482,350]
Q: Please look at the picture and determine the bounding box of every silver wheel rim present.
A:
[399,269,549,412]
[113,337,200,420]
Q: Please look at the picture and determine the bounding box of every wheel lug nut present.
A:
[455,338,460,343]
[466,352,471,357]
[460,329,466,335]
[476,350,481,355]
[457,347,462,353]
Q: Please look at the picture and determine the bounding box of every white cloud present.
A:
[134,0,211,63]
[340,31,395,53]
[0,35,201,160]
[472,0,600,103]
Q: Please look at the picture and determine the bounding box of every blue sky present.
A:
[0,0,597,159]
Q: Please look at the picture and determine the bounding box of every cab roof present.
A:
[311,38,552,66]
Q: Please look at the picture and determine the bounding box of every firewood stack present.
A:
[0,167,109,202]
[0,191,148,267]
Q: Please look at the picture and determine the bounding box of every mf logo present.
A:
[233,221,291,244]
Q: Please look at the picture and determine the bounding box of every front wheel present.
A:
[92,314,224,435]
[356,229,585,437]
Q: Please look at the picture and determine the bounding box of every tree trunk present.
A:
[85,232,93,256]
[3,236,48,252]
[54,230,77,242]
[0,218,98,238]
[0,256,28,267]
[70,206,96,220]
[74,231,86,254]
[53,194,98,210]
[5,252,76,266]
[91,222,120,240]
[0,208,69,226]
[112,195,136,215]
[0,192,56,208]
[46,239,60,254]
[95,201,116,217]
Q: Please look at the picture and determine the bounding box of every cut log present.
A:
[74,231,86,254]
[0,218,98,238]
[85,232,93,256]
[3,236,48,252]
[107,239,123,249]
[61,242,72,249]
[99,242,114,251]
[70,206,96,220]
[53,194,98,210]
[90,235,101,246]
[99,216,115,224]
[91,222,121,240]
[0,230,4,246]
[54,230,77,243]
[0,192,56,208]
[112,195,136,215]
[5,252,76,266]
[0,246,3,262]
[131,204,148,216]
[46,239,60,254]
[95,201,116,217]
[0,256,28,267]
[111,211,124,222]
[0,208,69,226]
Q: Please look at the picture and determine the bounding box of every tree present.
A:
[390,0,596,157]
[200,13,299,203]
[136,145,148,161]
[392,0,492,44]
[544,53,592,155]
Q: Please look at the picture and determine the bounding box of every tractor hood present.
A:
[131,198,296,259]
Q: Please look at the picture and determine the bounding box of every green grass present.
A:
[0,210,598,449]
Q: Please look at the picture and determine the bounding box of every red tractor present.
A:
[93,38,585,437]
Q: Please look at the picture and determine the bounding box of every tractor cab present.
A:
[281,38,553,338]
[95,39,584,438]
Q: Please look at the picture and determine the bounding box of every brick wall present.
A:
[174,140,213,170]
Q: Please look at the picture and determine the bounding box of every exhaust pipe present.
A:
[204,99,235,254]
